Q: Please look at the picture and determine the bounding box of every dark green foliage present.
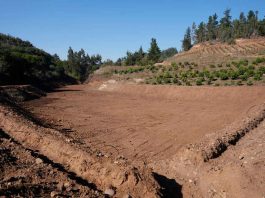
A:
[182,27,192,51]
[115,39,177,66]
[66,47,102,81]
[184,9,265,47]
[148,38,161,63]
[160,48,178,61]
[0,33,68,85]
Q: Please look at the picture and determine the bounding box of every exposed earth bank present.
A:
[1,83,265,197]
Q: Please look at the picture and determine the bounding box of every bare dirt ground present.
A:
[21,81,265,197]
[26,83,265,162]
[1,81,265,197]
[0,129,103,197]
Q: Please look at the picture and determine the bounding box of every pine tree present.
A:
[219,9,233,42]
[136,46,145,65]
[191,22,197,44]
[148,38,161,63]
[182,27,192,51]
[196,22,206,43]
[247,10,259,37]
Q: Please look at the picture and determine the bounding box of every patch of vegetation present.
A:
[114,57,265,86]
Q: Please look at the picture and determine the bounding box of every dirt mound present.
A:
[0,98,162,197]
[164,38,265,66]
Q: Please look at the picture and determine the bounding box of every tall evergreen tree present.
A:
[196,22,207,43]
[191,22,197,44]
[219,9,233,42]
[246,10,259,37]
[182,27,192,51]
[148,38,161,63]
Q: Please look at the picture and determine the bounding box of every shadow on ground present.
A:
[153,172,183,198]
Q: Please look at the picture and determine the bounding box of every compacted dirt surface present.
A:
[26,83,265,163]
[1,82,265,197]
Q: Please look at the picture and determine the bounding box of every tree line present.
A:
[66,47,102,81]
[105,38,178,66]
[182,9,265,51]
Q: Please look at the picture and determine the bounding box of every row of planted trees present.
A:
[182,9,265,51]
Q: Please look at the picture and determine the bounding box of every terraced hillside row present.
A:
[94,56,265,86]
[163,38,265,66]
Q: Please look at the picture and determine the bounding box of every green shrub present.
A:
[219,71,229,80]
[196,78,203,86]
[254,72,262,81]
[240,73,249,81]
[172,77,178,84]
[253,57,265,65]
[230,70,239,79]
[247,80,253,86]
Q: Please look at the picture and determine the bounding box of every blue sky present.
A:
[0,0,264,60]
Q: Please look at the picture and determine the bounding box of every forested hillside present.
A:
[182,9,265,51]
[0,33,68,86]
[0,33,102,86]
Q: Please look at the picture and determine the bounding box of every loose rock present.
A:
[104,188,115,197]
[35,158,43,164]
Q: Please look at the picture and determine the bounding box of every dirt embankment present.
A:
[0,94,162,197]
[1,83,265,197]
[0,129,103,197]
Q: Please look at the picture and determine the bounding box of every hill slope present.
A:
[163,38,265,66]
[0,33,74,87]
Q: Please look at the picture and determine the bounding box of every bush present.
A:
[240,73,249,81]
[253,57,265,65]
[230,70,239,79]
[196,78,203,86]
[254,72,262,81]
[219,71,229,80]
[247,80,253,86]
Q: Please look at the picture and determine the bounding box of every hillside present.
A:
[0,33,75,87]
[91,38,265,87]
[163,38,265,66]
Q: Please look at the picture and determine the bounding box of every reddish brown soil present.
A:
[0,129,102,198]
[2,82,265,197]
[26,83,265,165]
